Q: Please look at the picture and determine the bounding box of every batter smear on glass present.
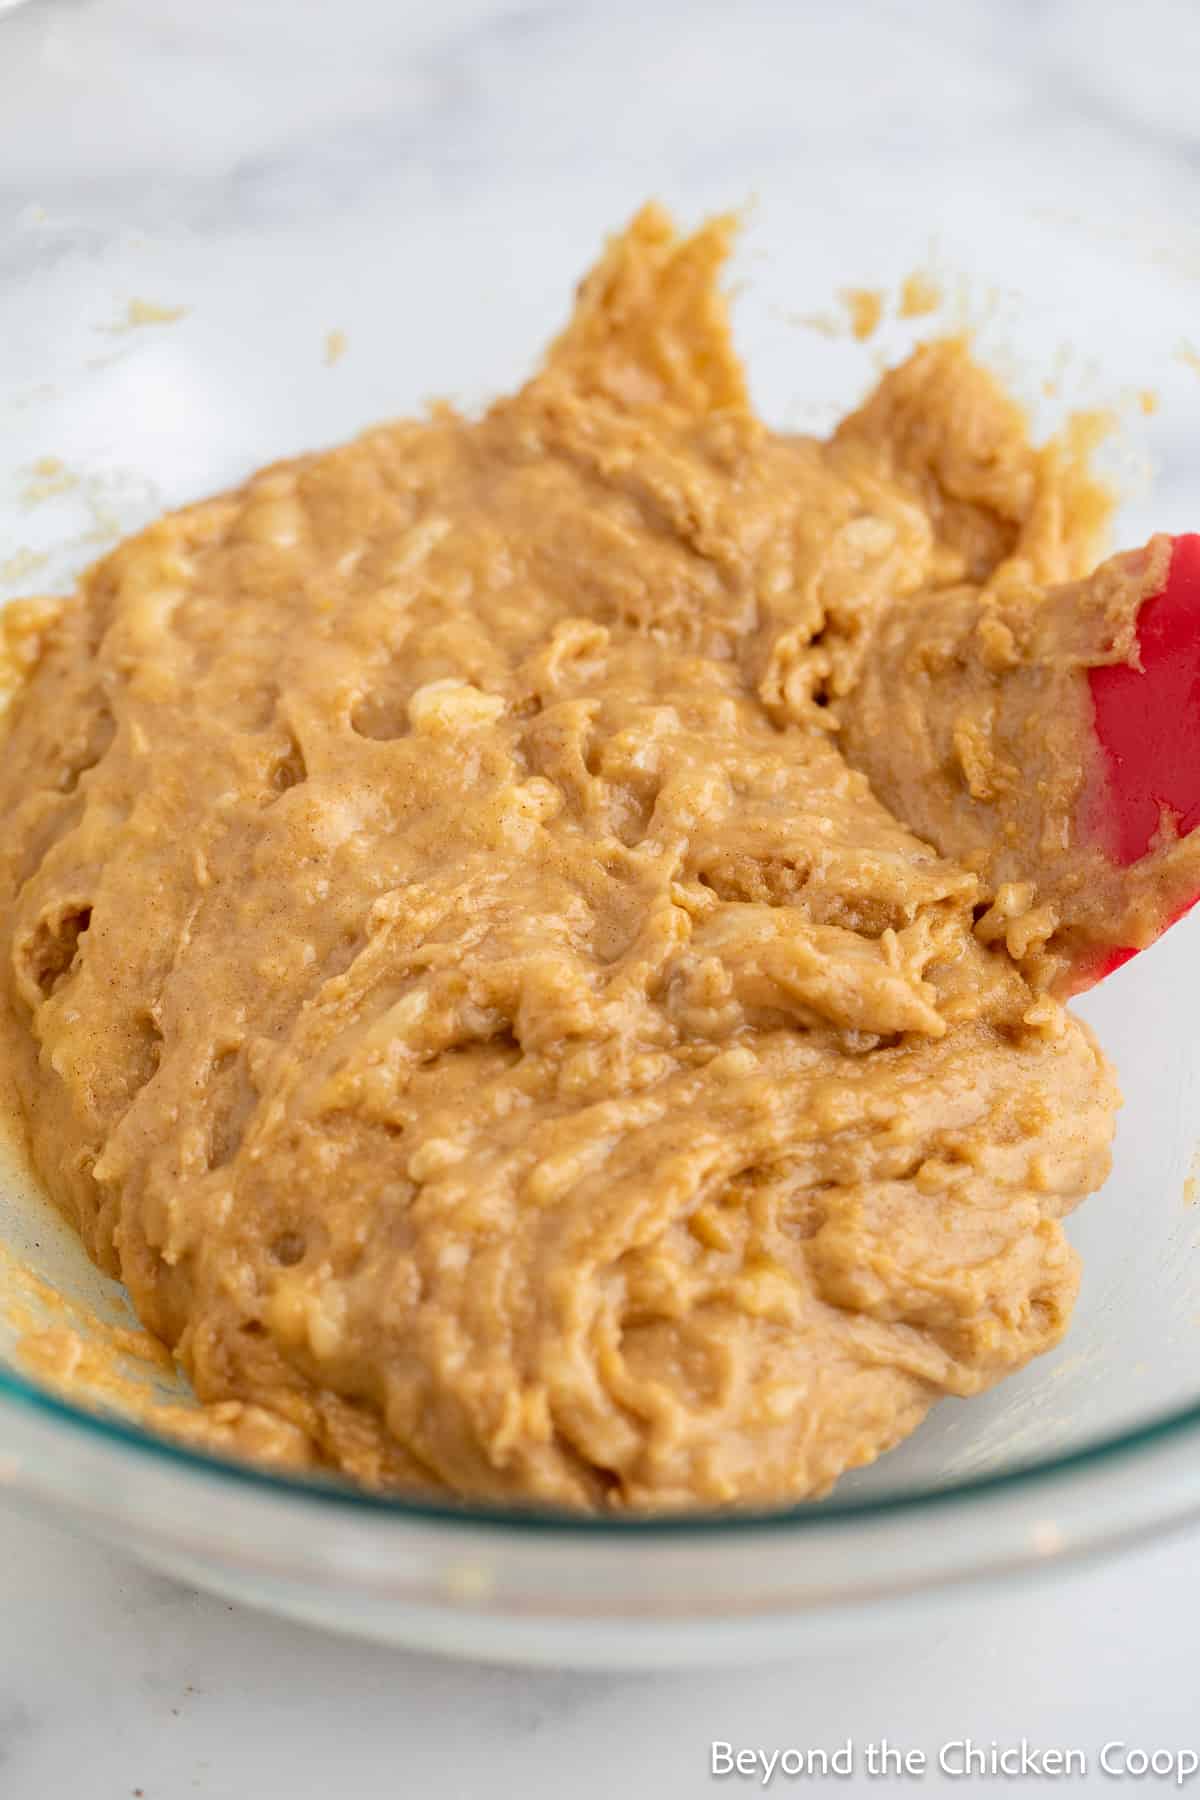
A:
[2,208,1191,1510]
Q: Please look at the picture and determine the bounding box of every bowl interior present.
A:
[3,180,1200,1518]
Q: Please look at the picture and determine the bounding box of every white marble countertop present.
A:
[3,1505,1200,1797]
[4,0,1200,1791]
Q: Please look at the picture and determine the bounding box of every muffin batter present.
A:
[0,209,1127,1509]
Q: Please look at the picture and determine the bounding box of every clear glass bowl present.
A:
[3,0,1200,1667]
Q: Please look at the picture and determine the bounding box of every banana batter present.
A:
[0,209,1125,1509]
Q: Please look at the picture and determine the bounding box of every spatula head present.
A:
[1089,533,1200,866]
[1082,533,1200,984]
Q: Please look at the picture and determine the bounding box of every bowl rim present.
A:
[4,1354,1200,1537]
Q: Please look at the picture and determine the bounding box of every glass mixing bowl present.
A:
[2,0,1200,1668]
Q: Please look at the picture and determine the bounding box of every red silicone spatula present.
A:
[840,531,1200,999]
[1086,533,1200,982]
